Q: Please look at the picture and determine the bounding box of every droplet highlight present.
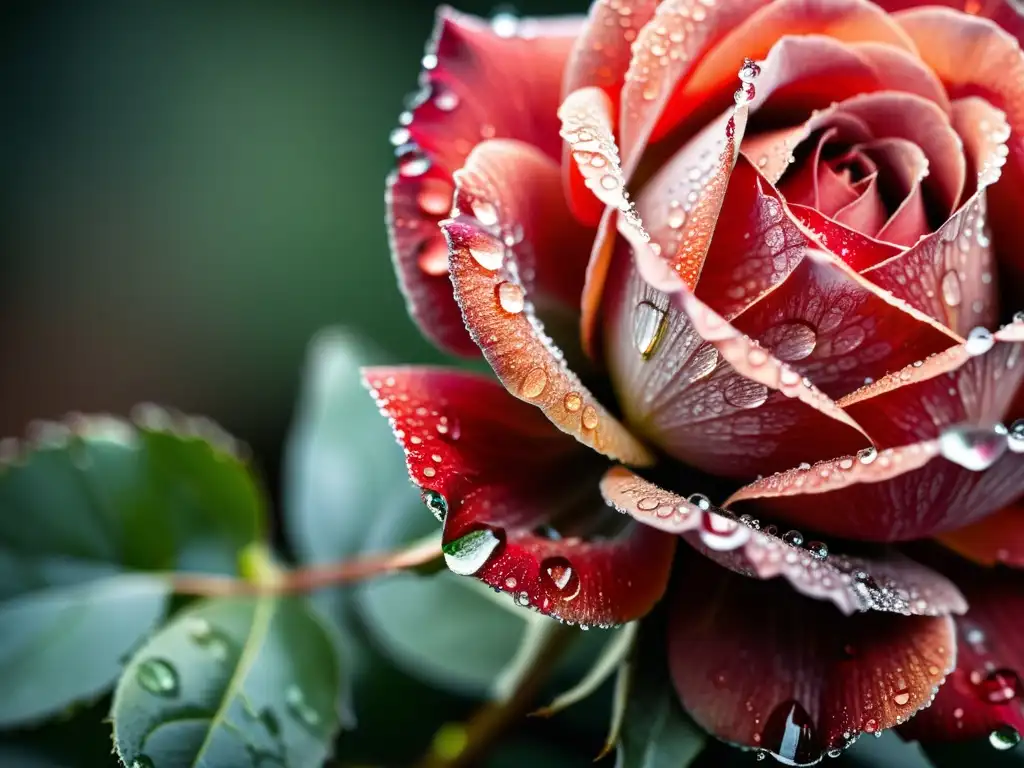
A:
[136,658,179,698]
[443,527,504,576]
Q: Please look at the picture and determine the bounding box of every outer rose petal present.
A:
[898,556,1024,743]
[895,8,1024,308]
[839,322,1024,447]
[669,557,956,762]
[729,249,958,399]
[938,506,1024,568]
[363,366,675,626]
[602,239,871,478]
[388,9,583,355]
[443,139,654,466]
[600,465,967,616]
[726,436,1024,541]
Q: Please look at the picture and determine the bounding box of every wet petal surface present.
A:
[938,506,1024,569]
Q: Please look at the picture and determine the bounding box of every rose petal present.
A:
[833,173,890,235]
[669,558,956,761]
[443,139,654,466]
[839,322,1024,446]
[860,98,1008,336]
[602,240,871,478]
[938,506,1024,568]
[898,555,1024,743]
[623,0,917,170]
[729,249,958,399]
[896,8,1024,308]
[601,465,967,616]
[579,208,619,361]
[363,366,675,626]
[726,436,1024,541]
[387,9,583,355]
[788,203,902,271]
[878,0,1024,50]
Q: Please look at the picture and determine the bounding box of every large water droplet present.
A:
[471,199,499,227]
[417,179,454,216]
[520,367,548,399]
[689,345,719,382]
[939,425,1008,471]
[468,239,504,271]
[633,301,667,360]
[136,658,179,698]
[688,493,712,511]
[1008,420,1024,453]
[941,270,963,307]
[739,58,762,82]
[782,530,804,547]
[806,541,828,559]
[581,405,599,430]
[540,557,581,601]
[965,327,995,356]
[285,684,322,730]
[422,489,448,522]
[699,513,751,551]
[417,238,450,276]
[397,146,431,178]
[443,527,505,576]
[185,617,231,661]
[764,322,817,362]
[724,378,770,409]
[762,700,821,766]
[497,281,525,314]
[563,392,582,413]
[976,668,1021,705]
[989,725,1021,751]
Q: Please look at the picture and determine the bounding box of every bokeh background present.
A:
[0,2,976,766]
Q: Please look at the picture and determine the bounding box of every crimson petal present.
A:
[938,506,1024,569]
[387,9,582,355]
[363,367,675,627]
[601,465,967,616]
[669,557,955,761]
[788,203,901,272]
[899,556,1024,743]
[443,139,653,466]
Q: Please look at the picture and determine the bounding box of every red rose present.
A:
[374,1,1024,762]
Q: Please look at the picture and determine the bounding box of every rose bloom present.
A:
[368,0,1024,763]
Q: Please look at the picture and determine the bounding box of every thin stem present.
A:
[169,535,442,597]
[414,621,577,768]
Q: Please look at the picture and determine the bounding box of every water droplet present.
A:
[563,392,582,412]
[389,127,411,147]
[468,239,504,271]
[893,688,911,706]
[505,576,517,589]
[689,345,719,381]
[1008,420,1024,453]
[763,322,817,362]
[857,447,878,464]
[443,527,504,576]
[185,617,231,661]
[965,327,995,356]
[734,82,756,104]
[939,425,1008,471]
[581,405,599,430]
[417,179,454,216]
[864,718,878,734]
[471,199,499,227]
[417,238,450,276]
[136,658,179,697]
[724,378,769,409]
[699,513,751,551]
[942,270,963,307]
[491,9,519,37]
[520,367,548,399]
[807,541,828,559]
[540,557,581,601]
[782,530,804,547]
[989,725,1021,751]
[421,489,448,522]
[397,146,431,178]
[515,591,531,607]
[762,700,821,766]
[687,493,712,511]
[739,58,762,82]
[633,301,668,360]
[497,281,525,314]
[286,684,322,730]
[433,84,459,112]
[976,668,1021,704]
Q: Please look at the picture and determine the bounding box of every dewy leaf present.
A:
[615,618,706,768]
[0,412,265,727]
[112,595,344,768]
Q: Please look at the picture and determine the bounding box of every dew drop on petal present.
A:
[417,179,454,216]
[563,392,582,413]
[540,556,581,601]
[989,726,1022,751]
[965,327,995,356]
[471,199,499,227]
[397,146,431,178]
[687,493,712,511]
[581,405,599,430]
[762,700,820,767]
[443,527,505,576]
[939,425,1008,471]
[782,530,804,547]
[520,367,548,399]
[763,322,817,362]
[496,281,525,314]
[633,301,668,360]
[417,238,450,276]
[1008,420,1024,453]
[421,489,448,522]
[941,270,963,307]
[976,668,1021,704]
[724,378,769,409]
[699,513,751,551]
[806,541,828,559]
[857,447,878,465]
[468,239,504,271]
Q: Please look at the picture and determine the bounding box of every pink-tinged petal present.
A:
[579,208,618,361]
[729,249,958,399]
[833,174,890,235]
[938,506,1024,568]
[387,9,583,355]
[860,98,1008,336]
[601,465,967,615]
[669,557,956,761]
[726,433,1024,540]
[898,556,1024,743]
[847,41,951,112]
[621,0,917,171]
[839,322,1024,446]
[788,203,902,271]
[564,0,660,97]
[601,240,870,478]
[878,0,1024,49]
[691,159,810,318]
[363,366,675,626]
[896,8,1024,306]
[443,139,654,466]
[862,138,931,246]
[632,108,748,291]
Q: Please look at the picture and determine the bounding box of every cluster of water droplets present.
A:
[953,626,1024,751]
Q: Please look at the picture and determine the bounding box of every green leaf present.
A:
[112,595,344,768]
[615,618,707,768]
[0,412,266,726]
